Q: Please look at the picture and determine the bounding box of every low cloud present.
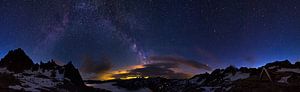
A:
[111,55,212,79]
[113,62,191,79]
[95,55,212,80]
[80,56,112,79]
[148,55,212,71]
[53,60,66,66]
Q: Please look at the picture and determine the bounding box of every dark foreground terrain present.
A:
[0,48,109,92]
[86,60,300,92]
[1,48,300,92]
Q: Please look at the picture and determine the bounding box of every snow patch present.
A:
[14,74,62,91]
[8,85,22,90]
[224,72,250,81]
[277,75,291,84]
[268,66,278,69]
[10,69,64,91]
[225,86,232,91]
[277,68,300,73]
[201,86,220,92]
[24,69,64,81]
[55,70,64,81]
[197,79,206,85]
[0,68,13,73]
[87,82,152,92]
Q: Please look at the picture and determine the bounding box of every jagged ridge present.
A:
[105,60,300,92]
[0,48,108,92]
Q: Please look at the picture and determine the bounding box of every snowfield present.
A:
[268,66,278,69]
[277,68,300,73]
[224,72,250,81]
[189,77,206,85]
[86,82,152,92]
[8,69,64,92]
[201,86,220,92]
[0,68,13,73]
[277,75,291,84]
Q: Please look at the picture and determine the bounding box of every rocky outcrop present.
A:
[63,62,85,86]
[0,48,108,92]
[0,48,34,72]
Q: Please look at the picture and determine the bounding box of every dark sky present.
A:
[0,0,300,79]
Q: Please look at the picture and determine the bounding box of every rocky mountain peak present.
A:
[63,61,85,86]
[106,60,300,92]
[0,48,34,72]
[0,48,107,91]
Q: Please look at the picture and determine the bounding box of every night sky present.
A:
[0,0,300,80]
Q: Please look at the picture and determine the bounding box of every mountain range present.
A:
[1,48,300,92]
[94,60,300,92]
[0,48,109,92]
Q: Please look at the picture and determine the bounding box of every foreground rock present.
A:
[0,48,109,92]
[3,48,300,92]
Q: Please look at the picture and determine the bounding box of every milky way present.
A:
[0,0,300,79]
[73,0,149,64]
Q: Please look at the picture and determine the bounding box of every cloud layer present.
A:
[148,55,212,70]
[110,55,212,79]
[80,56,112,79]
[112,62,191,79]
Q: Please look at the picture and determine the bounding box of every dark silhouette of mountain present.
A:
[63,62,85,86]
[0,48,109,92]
[0,48,34,72]
[264,60,293,68]
[89,60,300,92]
[2,48,300,92]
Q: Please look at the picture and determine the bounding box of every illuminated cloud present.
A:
[98,55,212,80]
[97,64,145,80]
[112,63,192,79]
[148,55,212,71]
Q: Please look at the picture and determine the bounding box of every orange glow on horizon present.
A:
[97,64,194,80]
[97,64,146,80]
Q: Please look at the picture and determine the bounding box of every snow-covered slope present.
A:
[0,48,108,92]
[87,82,151,92]
[88,60,300,92]
[3,48,300,92]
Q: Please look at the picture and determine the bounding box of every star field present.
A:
[0,0,299,79]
